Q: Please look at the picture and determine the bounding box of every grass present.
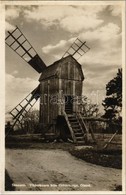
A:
[5,134,75,150]
[5,134,122,169]
[69,147,122,169]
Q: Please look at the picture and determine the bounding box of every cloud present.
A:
[82,63,120,80]
[109,5,122,17]
[5,21,15,31]
[24,5,106,33]
[5,6,20,31]
[80,46,121,67]
[41,22,121,66]
[60,16,103,33]
[12,70,18,75]
[79,23,121,66]
[6,6,20,20]
[42,40,67,54]
[42,38,75,59]
[5,74,39,112]
[80,23,120,42]
[24,6,64,24]
[82,66,120,112]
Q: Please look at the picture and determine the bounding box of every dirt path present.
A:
[5,149,121,191]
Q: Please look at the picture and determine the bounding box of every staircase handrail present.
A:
[80,112,97,143]
[62,110,76,143]
[77,112,89,134]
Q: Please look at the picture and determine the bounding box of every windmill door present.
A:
[65,96,73,114]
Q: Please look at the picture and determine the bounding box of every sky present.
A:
[5,2,123,115]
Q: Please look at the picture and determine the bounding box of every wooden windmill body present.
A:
[39,55,84,140]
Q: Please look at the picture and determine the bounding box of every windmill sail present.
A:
[5,26,46,73]
[62,38,90,60]
[6,85,40,137]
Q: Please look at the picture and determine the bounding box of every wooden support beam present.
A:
[82,117,109,122]
[76,112,89,142]
[63,110,76,143]
[88,122,97,143]
[103,130,119,149]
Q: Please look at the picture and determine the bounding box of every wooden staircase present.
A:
[67,114,86,144]
[63,110,88,145]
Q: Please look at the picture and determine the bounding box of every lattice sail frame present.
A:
[5,26,46,73]
[9,85,40,130]
[62,38,90,60]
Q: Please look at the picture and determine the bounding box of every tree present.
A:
[78,96,100,117]
[23,109,40,134]
[102,68,122,122]
[77,96,102,134]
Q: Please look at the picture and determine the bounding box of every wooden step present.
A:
[73,130,83,135]
[68,117,77,119]
[67,114,76,117]
[76,138,84,143]
[66,112,72,114]
[67,115,76,118]
[71,124,80,128]
[74,132,84,136]
[70,122,79,125]
[75,135,84,138]
[69,118,77,122]
[76,140,85,145]
[76,137,84,141]
[73,128,82,132]
[71,126,80,129]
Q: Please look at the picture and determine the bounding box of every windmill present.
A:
[5,26,92,144]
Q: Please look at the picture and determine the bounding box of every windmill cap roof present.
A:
[39,55,84,81]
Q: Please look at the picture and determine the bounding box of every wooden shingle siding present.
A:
[75,81,82,96]
[60,60,82,81]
